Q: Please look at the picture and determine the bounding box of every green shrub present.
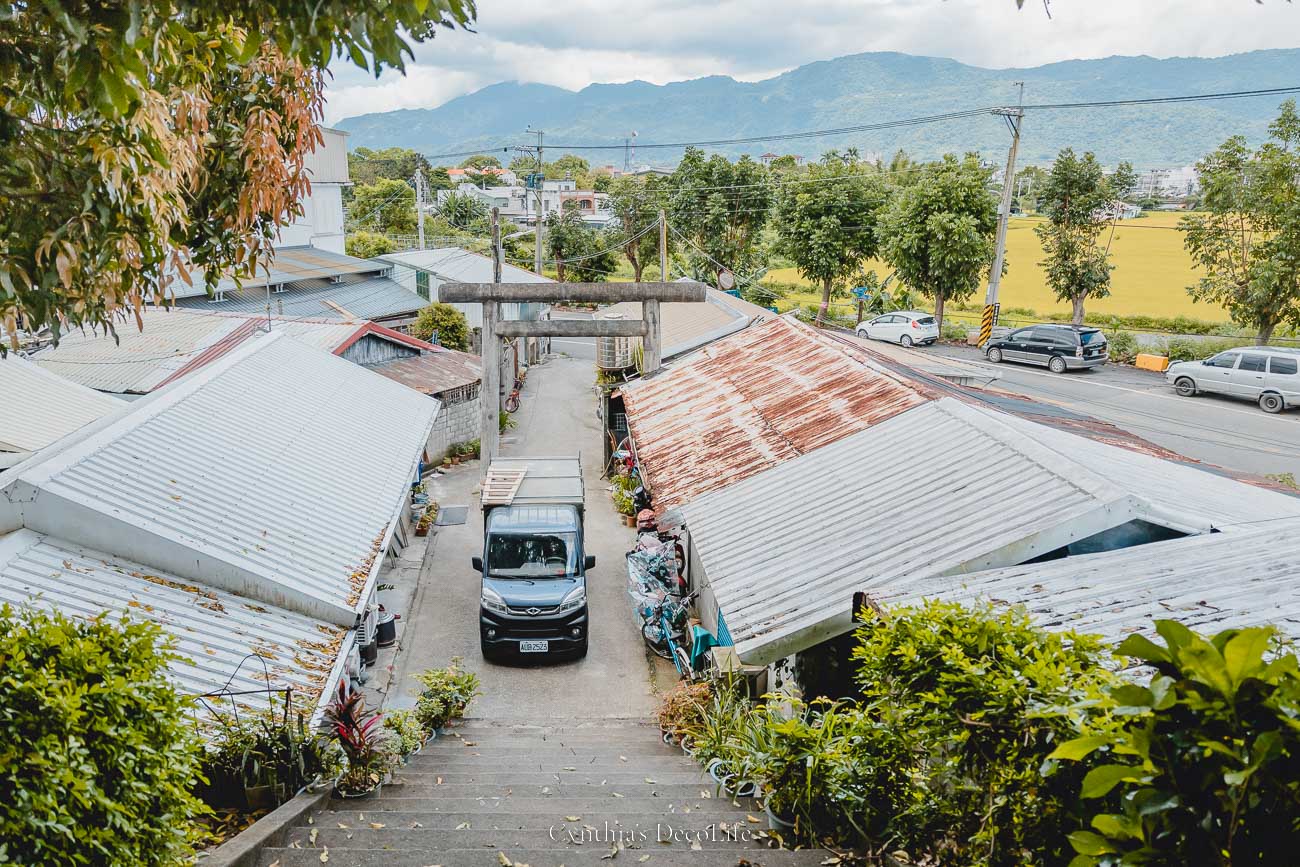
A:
[1054,622,1300,865]
[345,230,398,260]
[852,601,1114,865]
[382,709,425,758]
[0,605,206,865]
[198,705,337,810]
[411,302,470,351]
[412,658,480,735]
[1106,330,1138,363]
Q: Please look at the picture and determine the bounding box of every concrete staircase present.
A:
[258,719,833,866]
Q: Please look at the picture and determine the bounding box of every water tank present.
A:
[596,312,635,370]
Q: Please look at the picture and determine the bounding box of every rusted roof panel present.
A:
[621,315,934,511]
[365,348,482,396]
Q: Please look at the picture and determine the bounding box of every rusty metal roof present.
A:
[365,348,482,396]
[621,315,934,511]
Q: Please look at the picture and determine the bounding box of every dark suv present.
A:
[985,324,1108,373]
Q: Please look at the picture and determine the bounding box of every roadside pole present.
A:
[481,208,502,479]
[415,168,426,250]
[642,209,668,374]
[980,99,1024,348]
[532,129,545,277]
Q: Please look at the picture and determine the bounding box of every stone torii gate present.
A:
[440,275,707,475]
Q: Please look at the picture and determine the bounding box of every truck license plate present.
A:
[520,640,549,653]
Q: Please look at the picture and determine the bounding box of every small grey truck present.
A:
[472,456,593,660]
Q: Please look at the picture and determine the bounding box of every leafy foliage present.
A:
[198,704,339,810]
[877,154,998,331]
[411,658,481,735]
[668,147,772,281]
[0,1,475,347]
[545,209,619,282]
[348,147,432,189]
[348,178,416,235]
[345,230,399,260]
[0,605,207,864]
[774,156,887,323]
[607,176,669,280]
[1035,149,1135,323]
[323,681,394,795]
[411,302,470,352]
[437,191,491,234]
[382,709,425,758]
[1182,100,1300,344]
[1053,622,1300,866]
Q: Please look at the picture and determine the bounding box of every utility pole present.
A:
[528,127,545,277]
[642,210,667,374]
[414,168,426,250]
[481,208,502,479]
[979,83,1024,348]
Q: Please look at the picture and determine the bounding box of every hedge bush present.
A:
[0,605,206,865]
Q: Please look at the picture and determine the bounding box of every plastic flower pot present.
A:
[376,606,397,648]
[336,781,382,799]
[679,736,697,757]
[764,802,796,833]
[706,758,731,785]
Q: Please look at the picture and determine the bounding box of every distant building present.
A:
[436,179,611,227]
[276,127,350,254]
[1097,200,1143,220]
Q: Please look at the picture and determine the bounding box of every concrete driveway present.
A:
[390,355,669,721]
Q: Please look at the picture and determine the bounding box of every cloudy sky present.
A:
[324,0,1300,124]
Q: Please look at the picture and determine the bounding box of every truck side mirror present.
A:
[584,555,596,571]
[471,556,484,573]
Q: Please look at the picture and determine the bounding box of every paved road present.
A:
[547,309,595,361]
[925,342,1300,479]
[391,355,671,722]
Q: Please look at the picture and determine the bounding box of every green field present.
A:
[768,211,1226,322]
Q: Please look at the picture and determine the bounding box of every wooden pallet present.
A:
[481,466,527,505]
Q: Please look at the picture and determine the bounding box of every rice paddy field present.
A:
[767,211,1227,322]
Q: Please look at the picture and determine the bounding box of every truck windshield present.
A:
[487,532,579,578]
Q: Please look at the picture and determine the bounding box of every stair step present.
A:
[328,796,750,814]
[281,827,781,851]
[403,756,704,771]
[258,847,835,867]
[417,745,687,757]
[387,774,712,790]
[303,810,769,830]
[373,782,731,799]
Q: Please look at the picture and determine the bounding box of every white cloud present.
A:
[323,0,1300,124]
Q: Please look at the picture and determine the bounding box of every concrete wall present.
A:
[426,388,480,462]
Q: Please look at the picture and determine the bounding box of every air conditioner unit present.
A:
[596,313,635,370]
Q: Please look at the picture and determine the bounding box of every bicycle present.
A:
[641,590,700,679]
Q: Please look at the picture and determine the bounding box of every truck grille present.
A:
[507,604,559,616]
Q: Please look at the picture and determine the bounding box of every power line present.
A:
[1020,86,1300,111]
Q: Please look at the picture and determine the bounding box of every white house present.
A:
[277,127,351,254]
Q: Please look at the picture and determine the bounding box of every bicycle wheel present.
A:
[641,619,673,659]
[504,392,520,413]
[672,646,695,680]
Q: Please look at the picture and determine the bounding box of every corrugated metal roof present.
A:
[32,308,242,393]
[172,246,386,299]
[0,356,124,452]
[0,529,347,716]
[599,289,775,362]
[365,349,481,395]
[2,332,438,625]
[174,275,424,322]
[682,397,1300,665]
[868,521,1300,646]
[30,309,422,395]
[621,315,934,512]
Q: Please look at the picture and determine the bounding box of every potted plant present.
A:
[467,438,481,460]
[383,709,425,764]
[324,682,394,799]
[412,658,481,738]
[414,503,437,537]
[655,680,712,748]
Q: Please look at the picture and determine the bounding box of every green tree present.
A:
[546,209,618,282]
[437,191,490,234]
[427,166,454,191]
[0,1,474,348]
[345,230,398,259]
[877,154,998,332]
[1182,100,1300,344]
[459,154,501,170]
[548,154,591,181]
[348,147,431,187]
[411,302,470,351]
[607,176,670,280]
[348,178,416,235]
[0,605,207,864]
[774,156,887,323]
[1035,149,1134,324]
[668,147,772,283]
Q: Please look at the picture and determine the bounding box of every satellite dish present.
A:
[717,270,735,290]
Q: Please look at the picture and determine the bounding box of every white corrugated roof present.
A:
[682,397,1300,664]
[1,332,438,625]
[869,522,1300,646]
[0,529,348,718]
[0,355,124,453]
[30,309,380,395]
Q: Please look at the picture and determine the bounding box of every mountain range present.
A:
[334,49,1300,168]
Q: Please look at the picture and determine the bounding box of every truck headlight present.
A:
[481,587,509,614]
[557,586,586,613]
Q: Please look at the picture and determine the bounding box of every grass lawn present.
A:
[767,211,1226,322]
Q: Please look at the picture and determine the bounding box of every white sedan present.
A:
[855,311,939,347]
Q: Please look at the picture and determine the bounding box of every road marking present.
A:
[948,354,1300,426]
